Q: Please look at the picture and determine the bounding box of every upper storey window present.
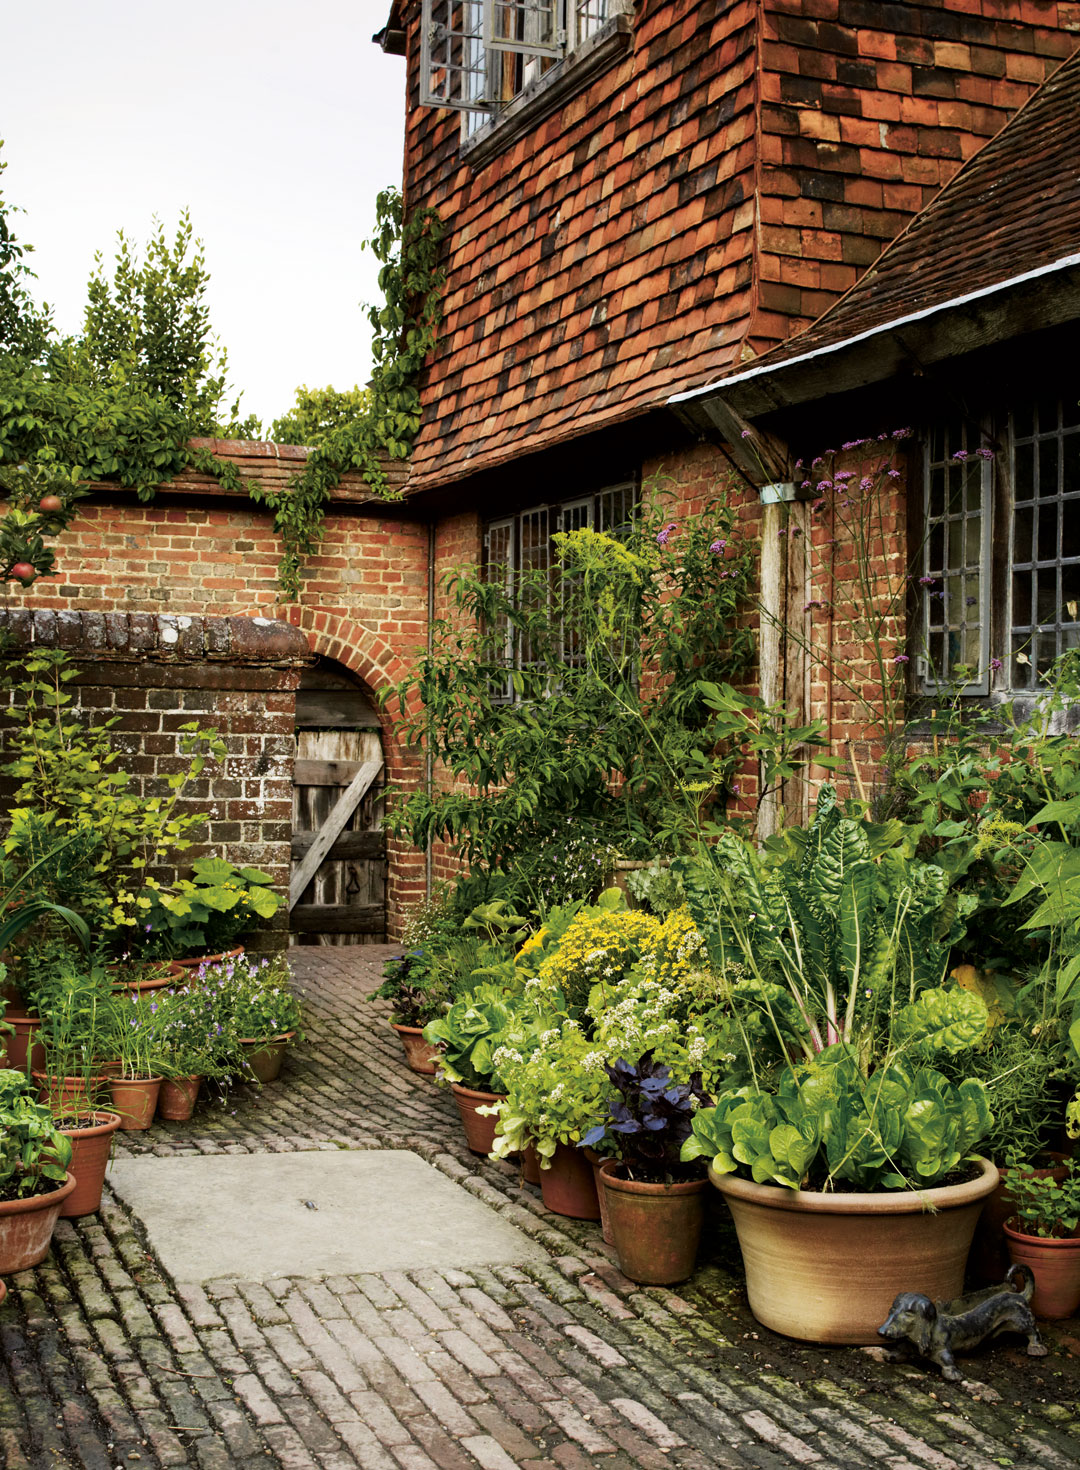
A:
[420,0,631,149]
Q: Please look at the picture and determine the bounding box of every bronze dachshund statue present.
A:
[877,1265,1047,1382]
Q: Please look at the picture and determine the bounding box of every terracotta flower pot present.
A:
[239,1033,294,1084]
[0,1172,78,1274]
[390,1022,439,1076]
[58,1112,123,1218]
[1,1015,45,1075]
[170,947,244,975]
[157,1076,202,1121]
[539,1143,601,1221]
[521,1143,542,1187]
[970,1152,1071,1286]
[710,1156,999,1344]
[583,1147,615,1243]
[33,1072,110,1115]
[109,1076,163,1130]
[450,1083,505,1155]
[1004,1219,1080,1319]
[599,1160,706,1284]
[108,962,176,996]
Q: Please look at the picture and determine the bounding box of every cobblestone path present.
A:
[3,947,1080,1470]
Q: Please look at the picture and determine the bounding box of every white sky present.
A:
[3,0,406,429]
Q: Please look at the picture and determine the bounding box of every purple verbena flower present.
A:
[892,654,910,665]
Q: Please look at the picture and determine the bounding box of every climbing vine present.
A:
[0,183,444,598]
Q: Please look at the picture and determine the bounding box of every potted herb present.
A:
[201,954,303,1084]
[138,858,283,966]
[104,991,169,1128]
[678,788,999,1343]
[376,949,451,1075]
[0,1069,75,1271]
[32,959,114,1116]
[149,982,242,1121]
[1003,1157,1080,1319]
[584,1052,710,1281]
[422,984,538,1155]
[488,1023,613,1220]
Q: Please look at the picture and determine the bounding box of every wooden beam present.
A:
[293,758,366,787]
[289,756,383,909]
[290,829,386,861]
[290,904,385,935]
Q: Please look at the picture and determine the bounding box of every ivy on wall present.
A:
[0,180,444,599]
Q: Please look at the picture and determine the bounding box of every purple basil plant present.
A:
[581,1051,710,1183]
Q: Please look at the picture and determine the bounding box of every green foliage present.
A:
[0,1067,72,1200]
[252,187,444,596]
[0,143,52,361]
[195,953,302,1048]
[78,212,258,437]
[677,785,978,1066]
[34,958,116,1107]
[386,489,754,891]
[269,384,370,447]
[684,1046,993,1191]
[140,857,283,959]
[422,983,538,1092]
[0,650,226,952]
[1005,1155,1080,1238]
[488,1022,615,1164]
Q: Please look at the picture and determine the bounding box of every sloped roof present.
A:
[717,44,1080,381]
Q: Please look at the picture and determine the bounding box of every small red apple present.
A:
[38,495,64,514]
[9,562,36,587]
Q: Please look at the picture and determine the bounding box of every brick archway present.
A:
[272,605,426,936]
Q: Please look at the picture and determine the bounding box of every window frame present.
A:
[482,480,638,703]
[916,392,1080,700]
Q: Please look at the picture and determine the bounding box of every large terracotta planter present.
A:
[1004,1220,1080,1319]
[157,1076,202,1121]
[58,1112,122,1218]
[239,1033,294,1084]
[600,1161,705,1283]
[1,1015,45,1075]
[390,1022,439,1076]
[109,1076,163,1130]
[0,1173,77,1273]
[710,1157,999,1344]
[450,1084,505,1155]
[540,1143,601,1220]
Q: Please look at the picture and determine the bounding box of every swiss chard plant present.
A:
[683,1043,993,1192]
[677,785,978,1069]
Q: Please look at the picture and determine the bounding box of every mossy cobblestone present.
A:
[1,945,1079,1467]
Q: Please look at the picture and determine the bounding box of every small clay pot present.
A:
[157,1076,202,1121]
[539,1143,601,1221]
[109,1076,163,1130]
[600,1161,705,1284]
[33,1072,110,1115]
[971,1151,1071,1286]
[583,1147,615,1244]
[58,1112,123,1218]
[1004,1219,1080,1319]
[238,1034,294,1084]
[390,1022,439,1075]
[1,1015,45,1075]
[450,1084,505,1155]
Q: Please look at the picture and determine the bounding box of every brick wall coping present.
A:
[0,609,313,667]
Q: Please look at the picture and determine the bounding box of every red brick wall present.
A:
[396,0,1077,489]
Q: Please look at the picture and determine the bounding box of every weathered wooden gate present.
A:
[289,661,387,945]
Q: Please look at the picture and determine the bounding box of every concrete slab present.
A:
[107,1149,546,1283]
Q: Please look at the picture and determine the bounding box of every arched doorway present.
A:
[289,657,387,945]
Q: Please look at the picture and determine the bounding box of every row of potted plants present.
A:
[381,789,1080,1337]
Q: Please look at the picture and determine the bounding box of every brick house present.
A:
[5,0,1080,937]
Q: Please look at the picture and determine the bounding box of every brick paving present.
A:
[3,945,1080,1470]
